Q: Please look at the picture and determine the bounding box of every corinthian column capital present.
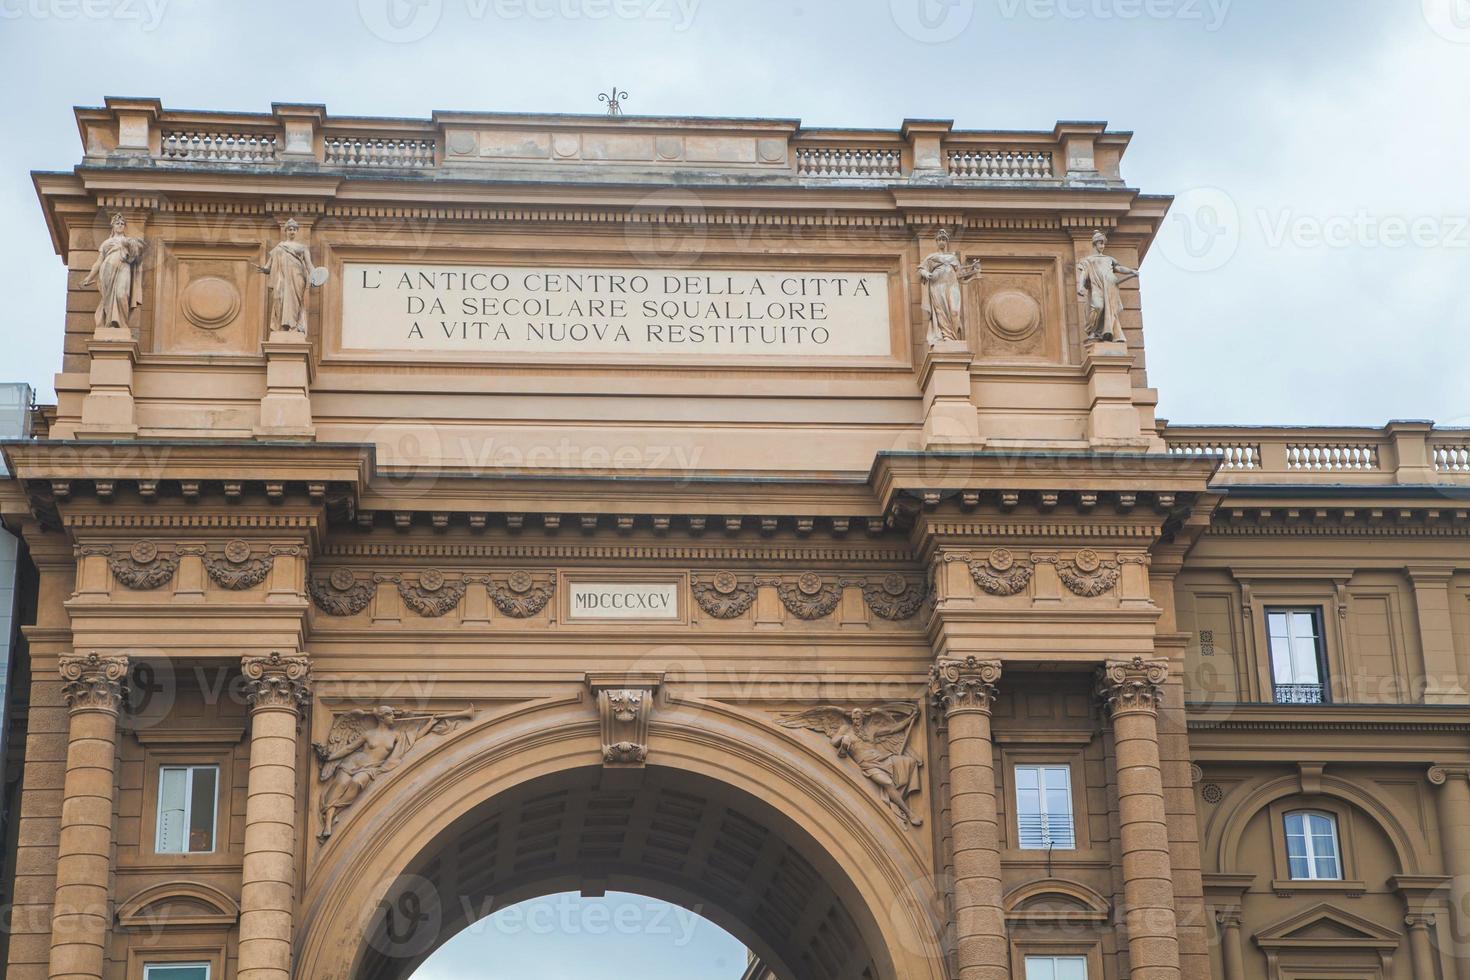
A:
[242,652,311,714]
[58,652,129,714]
[928,656,1002,717]
[1097,656,1169,717]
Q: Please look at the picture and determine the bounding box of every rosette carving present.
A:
[241,652,311,713]
[203,539,273,590]
[1097,657,1168,717]
[59,653,129,713]
[861,574,928,621]
[692,571,756,619]
[396,569,467,618]
[928,657,1002,716]
[967,549,1033,597]
[309,568,374,617]
[773,572,841,621]
[108,541,178,591]
[1057,549,1120,598]
[487,570,554,618]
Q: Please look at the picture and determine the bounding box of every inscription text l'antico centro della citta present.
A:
[339,263,893,357]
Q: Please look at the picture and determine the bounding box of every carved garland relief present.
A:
[108,541,178,590]
[691,571,756,619]
[967,548,1033,597]
[1056,549,1121,597]
[203,538,274,590]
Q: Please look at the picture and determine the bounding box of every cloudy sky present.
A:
[1,0,1467,972]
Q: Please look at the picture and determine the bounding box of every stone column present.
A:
[1405,913,1439,980]
[237,653,311,980]
[48,653,128,980]
[1215,909,1246,980]
[1098,658,1180,980]
[1428,765,1470,980]
[929,657,1008,980]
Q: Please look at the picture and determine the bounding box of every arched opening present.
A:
[350,765,886,980]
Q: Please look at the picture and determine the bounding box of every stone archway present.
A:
[293,700,950,980]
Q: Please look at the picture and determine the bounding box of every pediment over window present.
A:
[116,880,240,930]
[1254,902,1400,953]
[1004,878,1110,925]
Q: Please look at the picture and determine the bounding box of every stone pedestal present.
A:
[48,653,128,980]
[1083,341,1149,450]
[921,341,982,449]
[77,327,139,438]
[255,331,316,439]
[1098,658,1180,980]
[930,658,1008,980]
[237,653,311,980]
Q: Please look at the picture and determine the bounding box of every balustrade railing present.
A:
[1163,424,1470,486]
[1433,442,1470,474]
[161,130,278,163]
[323,134,437,168]
[793,145,903,179]
[1166,441,1261,470]
[947,147,1055,180]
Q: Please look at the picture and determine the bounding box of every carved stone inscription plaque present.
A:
[567,582,682,621]
[339,263,892,359]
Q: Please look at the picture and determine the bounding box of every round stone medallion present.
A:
[446,130,477,156]
[797,572,824,596]
[223,539,252,564]
[983,289,1042,342]
[987,548,1015,572]
[882,573,908,596]
[180,275,241,330]
[329,568,356,591]
[130,540,158,564]
[508,570,534,594]
[713,570,739,595]
[419,568,445,592]
[1074,549,1102,573]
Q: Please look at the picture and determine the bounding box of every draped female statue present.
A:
[81,213,145,331]
[918,228,982,345]
[259,218,317,333]
[1076,230,1138,343]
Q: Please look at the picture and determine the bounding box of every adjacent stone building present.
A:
[0,98,1467,980]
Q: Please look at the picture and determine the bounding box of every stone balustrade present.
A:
[75,98,1127,185]
[1163,422,1470,486]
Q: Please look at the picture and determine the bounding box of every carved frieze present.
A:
[309,568,374,616]
[313,704,474,840]
[394,569,468,618]
[778,703,924,826]
[770,572,842,620]
[691,571,757,619]
[966,549,1033,597]
[108,541,179,591]
[1057,549,1120,597]
[203,539,273,590]
[860,574,928,621]
[59,652,130,713]
[486,570,555,618]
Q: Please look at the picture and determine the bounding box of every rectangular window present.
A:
[1014,765,1075,850]
[1267,608,1327,704]
[156,765,218,854]
[1285,810,1342,881]
[1024,955,1088,980]
[143,965,210,980]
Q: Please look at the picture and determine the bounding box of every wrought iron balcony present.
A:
[1273,683,1327,705]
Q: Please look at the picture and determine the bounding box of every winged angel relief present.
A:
[313,706,473,841]
[779,704,924,826]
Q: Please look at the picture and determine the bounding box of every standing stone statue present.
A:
[81,213,146,331]
[1076,230,1138,343]
[313,705,473,840]
[258,218,319,333]
[918,229,982,345]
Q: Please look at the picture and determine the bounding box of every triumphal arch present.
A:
[2,98,1470,980]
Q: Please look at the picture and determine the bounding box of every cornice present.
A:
[321,541,916,563]
[1187,703,1470,733]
